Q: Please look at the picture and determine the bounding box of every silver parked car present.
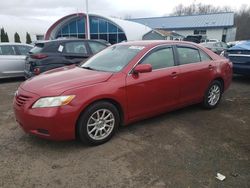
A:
[0,43,33,79]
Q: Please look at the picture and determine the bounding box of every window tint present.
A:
[200,50,212,61]
[177,47,201,65]
[16,45,32,55]
[65,42,87,54]
[141,48,175,70]
[0,45,16,55]
[88,42,107,54]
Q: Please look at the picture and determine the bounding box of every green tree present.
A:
[14,32,21,43]
[171,3,231,16]
[5,32,9,42]
[0,28,4,42]
[1,27,9,42]
[26,32,32,44]
[235,6,250,40]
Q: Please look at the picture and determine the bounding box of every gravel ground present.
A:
[0,76,249,188]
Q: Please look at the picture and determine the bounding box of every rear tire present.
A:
[203,80,222,109]
[77,101,120,146]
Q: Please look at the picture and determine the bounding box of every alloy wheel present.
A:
[87,109,115,141]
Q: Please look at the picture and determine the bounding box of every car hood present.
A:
[21,66,113,96]
[229,40,250,51]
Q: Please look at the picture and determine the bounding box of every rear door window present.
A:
[177,47,201,65]
[141,47,175,70]
[65,42,87,54]
[88,42,107,54]
[0,45,16,55]
[16,45,32,55]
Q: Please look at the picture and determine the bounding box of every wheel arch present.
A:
[213,77,225,92]
[75,98,125,139]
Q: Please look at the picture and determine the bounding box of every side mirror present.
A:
[133,64,152,74]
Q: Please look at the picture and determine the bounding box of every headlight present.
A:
[32,95,75,108]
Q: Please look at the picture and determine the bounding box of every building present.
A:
[129,12,236,42]
[45,13,152,44]
[143,29,184,41]
[0,14,52,43]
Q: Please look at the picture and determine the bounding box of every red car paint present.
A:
[13,41,232,141]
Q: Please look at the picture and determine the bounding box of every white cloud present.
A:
[0,0,249,20]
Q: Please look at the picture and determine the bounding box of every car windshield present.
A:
[81,45,144,72]
[200,43,215,48]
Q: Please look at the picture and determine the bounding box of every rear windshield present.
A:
[30,43,44,54]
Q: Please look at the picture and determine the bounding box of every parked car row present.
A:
[199,40,250,76]
[0,39,109,79]
[1,38,248,80]
[200,42,228,55]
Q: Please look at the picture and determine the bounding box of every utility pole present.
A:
[86,0,90,39]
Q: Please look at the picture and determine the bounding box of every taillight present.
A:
[33,68,40,75]
[31,54,48,59]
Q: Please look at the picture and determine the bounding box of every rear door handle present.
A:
[170,72,178,78]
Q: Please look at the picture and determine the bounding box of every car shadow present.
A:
[119,104,201,132]
[233,75,250,84]
[0,77,25,84]
[24,135,87,150]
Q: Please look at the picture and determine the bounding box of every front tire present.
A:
[203,80,222,109]
[77,101,120,145]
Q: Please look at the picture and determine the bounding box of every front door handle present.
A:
[208,65,213,70]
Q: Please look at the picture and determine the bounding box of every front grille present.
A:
[15,95,32,107]
[228,50,250,55]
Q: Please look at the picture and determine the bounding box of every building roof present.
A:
[154,29,184,37]
[129,12,234,30]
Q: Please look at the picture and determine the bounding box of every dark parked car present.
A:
[24,39,109,78]
[200,42,228,55]
[225,40,250,76]
[14,41,232,145]
[183,35,203,43]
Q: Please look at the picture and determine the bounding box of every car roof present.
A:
[0,43,33,47]
[201,42,218,44]
[35,39,109,45]
[117,40,200,48]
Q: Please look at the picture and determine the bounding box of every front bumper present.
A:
[233,64,250,75]
[24,70,34,79]
[13,88,76,141]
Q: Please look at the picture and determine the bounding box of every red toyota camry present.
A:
[13,41,232,145]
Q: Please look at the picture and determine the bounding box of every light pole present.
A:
[85,0,90,39]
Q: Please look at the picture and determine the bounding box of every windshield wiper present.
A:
[82,66,95,70]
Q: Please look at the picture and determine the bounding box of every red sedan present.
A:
[13,41,232,145]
